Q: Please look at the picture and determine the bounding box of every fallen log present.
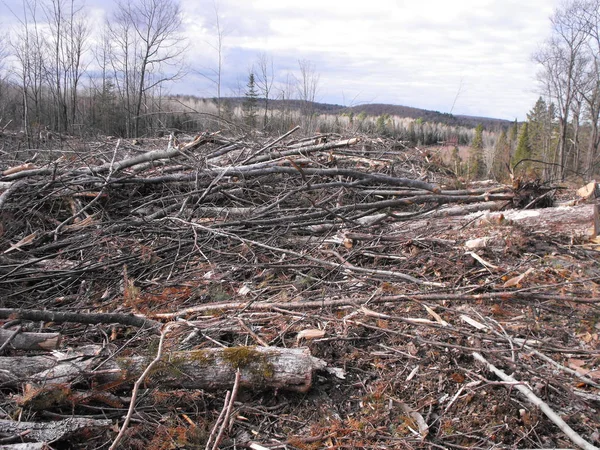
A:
[487,203,600,238]
[0,329,60,351]
[387,203,599,240]
[0,309,161,334]
[0,346,326,393]
[1,444,52,450]
[0,418,111,443]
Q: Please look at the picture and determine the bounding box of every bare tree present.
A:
[295,59,320,133]
[195,0,228,119]
[276,71,296,133]
[255,52,274,129]
[9,0,47,144]
[534,0,590,179]
[107,0,187,137]
[579,0,600,174]
[43,0,89,133]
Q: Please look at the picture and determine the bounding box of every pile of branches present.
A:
[0,129,598,449]
[0,129,518,307]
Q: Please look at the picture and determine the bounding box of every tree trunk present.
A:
[0,346,326,393]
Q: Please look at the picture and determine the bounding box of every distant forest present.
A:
[0,0,599,181]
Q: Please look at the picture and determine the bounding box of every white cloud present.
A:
[178,0,561,119]
[0,0,560,120]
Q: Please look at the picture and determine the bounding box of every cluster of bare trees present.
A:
[0,0,186,141]
[534,0,600,179]
[0,0,327,141]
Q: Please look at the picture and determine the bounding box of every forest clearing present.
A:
[0,128,598,449]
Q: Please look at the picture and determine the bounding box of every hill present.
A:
[171,95,512,130]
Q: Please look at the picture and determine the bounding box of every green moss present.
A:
[222,346,261,369]
[221,346,275,379]
[185,349,216,366]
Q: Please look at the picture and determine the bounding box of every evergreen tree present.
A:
[491,130,510,181]
[469,124,485,178]
[526,97,549,162]
[243,72,259,128]
[512,123,532,176]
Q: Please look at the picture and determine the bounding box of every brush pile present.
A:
[0,129,598,449]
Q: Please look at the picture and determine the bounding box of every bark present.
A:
[384,203,599,240]
[0,329,60,351]
[489,203,599,238]
[0,309,161,334]
[0,346,326,393]
[0,418,111,444]
[0,444,52,449]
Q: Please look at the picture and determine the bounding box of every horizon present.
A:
[0,0,560,122]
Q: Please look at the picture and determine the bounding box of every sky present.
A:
[0,0,561,121]
[177,0,561,121]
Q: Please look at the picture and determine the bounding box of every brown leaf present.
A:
[503,268,534,288]
[296,329,326,342]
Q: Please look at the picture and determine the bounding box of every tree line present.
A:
[1,0,600,183]
[496,0,600,181]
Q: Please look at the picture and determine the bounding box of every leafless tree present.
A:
[579,0,600,174]
[276,71,296,133]
[295,59,320,133]
[9,0,47,144]
[107,0,187,137]
[534,0,590,179]
[255,52,274,129]
[43,0,89,133]
[196,0,228,119]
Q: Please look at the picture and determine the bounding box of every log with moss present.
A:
[0,346,326,393]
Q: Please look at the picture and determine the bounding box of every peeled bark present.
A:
[0,418,111,443]
[0,329,60,351]
[0,346,326,393]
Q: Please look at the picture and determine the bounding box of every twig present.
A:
[472,352,599,450]
[205,392,231,450]
[211,370,241,450]
[109,322,177,450]
[241,125,300,164]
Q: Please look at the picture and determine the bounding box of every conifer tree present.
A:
[491,130,510,181]
[469,124,485,178]
[527,97,549,162]
[512,123,532,176]
[243,72,259,128]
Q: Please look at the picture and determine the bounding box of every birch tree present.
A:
[107,0,187,137]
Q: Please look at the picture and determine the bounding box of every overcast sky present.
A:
[177,0,561,121]
[1,0,561,121]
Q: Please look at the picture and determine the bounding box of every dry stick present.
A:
[205,391,231,450]
[241,125,301,164]
[161,217,442,287]
[109,323,176,450]
[211,370,241,450]
[0,309,162,333]
[155,291,598,320]
[54,139,121,238]
[0,328,20,354]
[472,352,599,450]
[528,347,600,389]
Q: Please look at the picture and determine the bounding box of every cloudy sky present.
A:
[1,0,560,121]
[177,0,560,121]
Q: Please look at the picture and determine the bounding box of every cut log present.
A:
[486,203,599,239]
[0,443,52,449]
[0,346,326,393]
[389,203,599,240]
[0,329,60,351]
[0,418,111,443]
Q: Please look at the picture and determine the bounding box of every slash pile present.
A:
[0,130,598,449]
